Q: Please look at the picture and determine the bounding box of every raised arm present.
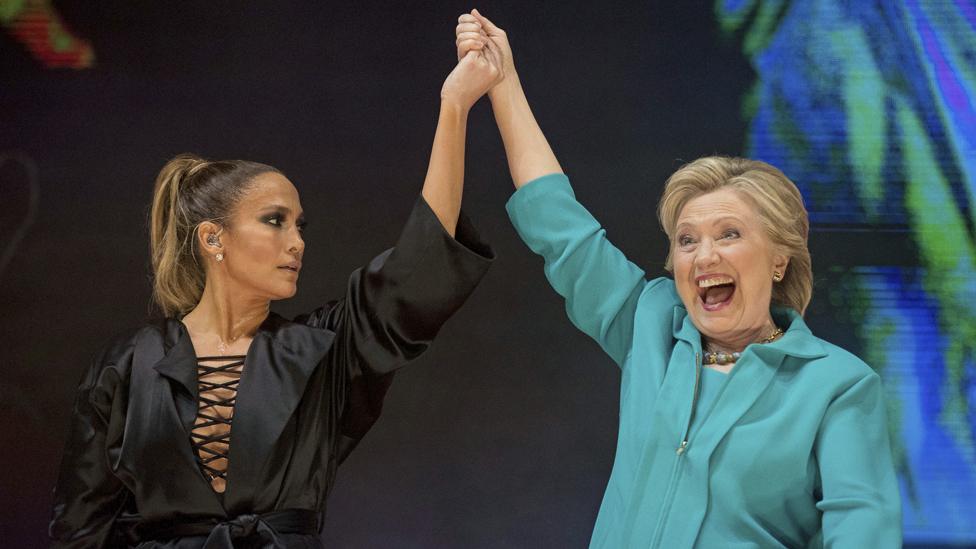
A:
[456,10,562,187]
[421,37,504,234]
[457,11,659,365]
[309,30,500,372]
[299,49,499,447]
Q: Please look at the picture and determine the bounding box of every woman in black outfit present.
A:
[49,36,503,548]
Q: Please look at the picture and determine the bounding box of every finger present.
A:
[483,41,503,71]
[455,22,482,36]
[456,31,485,44]
[460,49,480,65]
[456,40,485,54]
[457,38,487,60]
[456,36,486,47]
[458,13,478,24]
[457,38,486,56]
[471,9,502,34]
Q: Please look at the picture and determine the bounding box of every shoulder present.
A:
[810,338,876,379]
[633,277,685,345]
[637,277,683,317]
[290,302,342,331]
[639,277,679,302]
[84,321,168,386]
[793,334,881,399]
[96,323,158,362]
[97,320,171,363]
[70,322,165,418]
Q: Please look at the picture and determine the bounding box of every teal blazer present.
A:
[507,174,901,548]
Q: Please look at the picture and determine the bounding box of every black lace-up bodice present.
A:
[190,355,245,493]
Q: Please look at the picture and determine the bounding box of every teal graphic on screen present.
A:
[718,0,976,543]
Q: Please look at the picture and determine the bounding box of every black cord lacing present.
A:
[190,355,245,492]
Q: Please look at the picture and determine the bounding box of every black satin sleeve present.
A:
[49,351,131,548]
[297,196,493,444]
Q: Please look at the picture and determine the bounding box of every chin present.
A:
[690,309,740,335]
[267,284,298,301]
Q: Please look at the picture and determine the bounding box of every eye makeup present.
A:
[258,207,306,231]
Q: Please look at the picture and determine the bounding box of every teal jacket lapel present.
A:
[683,307,828,459]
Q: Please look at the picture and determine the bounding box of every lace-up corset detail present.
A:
[191,355,245,493]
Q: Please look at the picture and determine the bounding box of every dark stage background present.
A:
[2,1,973,547]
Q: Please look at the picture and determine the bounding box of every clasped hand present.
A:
[440,10,507,111]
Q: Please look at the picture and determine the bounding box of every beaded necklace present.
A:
[703,327,784,365]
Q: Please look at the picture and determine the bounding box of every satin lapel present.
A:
[151,320,201,436]
[136,320,225,515]
[223,313,335,508]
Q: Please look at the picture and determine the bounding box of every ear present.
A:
[772,252,790,277]
[197,221,224,258]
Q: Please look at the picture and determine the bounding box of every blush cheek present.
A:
[675,280,698,313]
[237,238,279,296]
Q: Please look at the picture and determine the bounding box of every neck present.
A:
[182,277,269,343]
[703,319,781,354]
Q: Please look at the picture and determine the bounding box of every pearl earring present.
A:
[215,253,224,262]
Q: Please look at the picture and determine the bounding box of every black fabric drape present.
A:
[49,197,493,548]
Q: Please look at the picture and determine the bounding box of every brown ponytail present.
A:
[148,153,281,317]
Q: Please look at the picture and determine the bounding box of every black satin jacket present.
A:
[49,198,494,548]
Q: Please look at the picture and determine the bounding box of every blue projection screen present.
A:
[717,0,976,543]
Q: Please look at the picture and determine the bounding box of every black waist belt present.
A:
[136,508,321,548]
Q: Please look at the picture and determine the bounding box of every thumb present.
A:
[471,9,501,34]
[460,49,480,65]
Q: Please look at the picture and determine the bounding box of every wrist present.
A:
[439,98,471,119]
[488,71,522,101]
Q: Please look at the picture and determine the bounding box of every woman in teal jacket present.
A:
[457,10,901,548]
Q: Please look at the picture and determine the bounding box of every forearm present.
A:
[420,101,470,237]
[333,196,493,375]
[507,174,645,364]
[489,73,563,188]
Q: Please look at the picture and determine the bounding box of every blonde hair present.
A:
[149,153,280,317]
[657,156,812,314]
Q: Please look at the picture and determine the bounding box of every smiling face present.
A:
[205,172,306,301]
[672,187,788,351]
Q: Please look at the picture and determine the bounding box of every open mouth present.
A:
[697,275,735,311]
[278,262,301,274]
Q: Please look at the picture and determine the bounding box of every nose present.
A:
[288,228,305,257]
[693,238,719,270]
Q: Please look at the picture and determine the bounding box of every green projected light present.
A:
[718,0,976,543]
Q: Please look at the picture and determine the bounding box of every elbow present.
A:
[818,494,903,547]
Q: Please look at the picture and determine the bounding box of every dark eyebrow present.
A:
[259,205,305,219]
[260,204,292,214]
